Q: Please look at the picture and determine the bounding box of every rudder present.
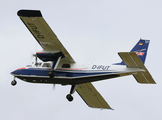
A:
[130,39,150,64]
[115,39,150,65]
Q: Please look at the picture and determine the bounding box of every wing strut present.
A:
[52,57,61,70]
[48,56,62,78]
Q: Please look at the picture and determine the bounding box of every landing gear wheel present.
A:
[48,71,55,78]
[11,80,17,86]
[66,94,73,102]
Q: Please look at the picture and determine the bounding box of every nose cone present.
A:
[11,68,26,76]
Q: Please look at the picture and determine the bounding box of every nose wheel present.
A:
[11,79,17,86]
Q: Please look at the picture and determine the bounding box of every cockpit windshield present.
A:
[26,62,52,68]
[35,62,42,67]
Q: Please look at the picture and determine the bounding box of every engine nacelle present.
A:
[36,51,64,62]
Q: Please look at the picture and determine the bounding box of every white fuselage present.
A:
[11,61,145,85]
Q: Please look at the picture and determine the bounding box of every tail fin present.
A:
[115,39,150,65]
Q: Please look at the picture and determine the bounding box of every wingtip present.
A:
[110,108,114,110]
[17,10,42,17]
[100,108,114,110]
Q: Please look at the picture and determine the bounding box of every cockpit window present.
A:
[35,62,42,67]
[42,63,52,68]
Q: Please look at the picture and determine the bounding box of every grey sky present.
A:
[1,0,162,120]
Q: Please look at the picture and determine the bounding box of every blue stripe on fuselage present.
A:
[13,68,118,78]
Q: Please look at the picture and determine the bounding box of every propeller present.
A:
[30,42,39,65]
[31,53,38,66]
[34,54,38,66]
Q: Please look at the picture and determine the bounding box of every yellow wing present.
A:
[76,83,112,109]
[17,10,75,63]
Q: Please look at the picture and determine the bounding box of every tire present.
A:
[66,94,73,102]
[11,80,17,86]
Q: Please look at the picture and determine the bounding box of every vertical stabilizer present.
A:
[115,39,150,65]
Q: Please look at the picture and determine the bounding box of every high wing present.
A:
[76,83,112,109]
[17,10,75,63]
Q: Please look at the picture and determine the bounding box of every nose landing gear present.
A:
[11,79,17,86]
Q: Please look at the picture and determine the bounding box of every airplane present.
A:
[11,10,156,109]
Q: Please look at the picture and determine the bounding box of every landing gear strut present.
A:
[66,85,77,102]
[11,79,17,86]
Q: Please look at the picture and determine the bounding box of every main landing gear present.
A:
[66,94,73,101]
[11,78,17,86]
[48,70,55,78]
[66,85,77,102]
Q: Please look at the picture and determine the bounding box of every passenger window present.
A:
[62,64,71,68]
[42,63,52,68]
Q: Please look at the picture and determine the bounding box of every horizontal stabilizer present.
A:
[118,52,156,84]
[76,83,112,109]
